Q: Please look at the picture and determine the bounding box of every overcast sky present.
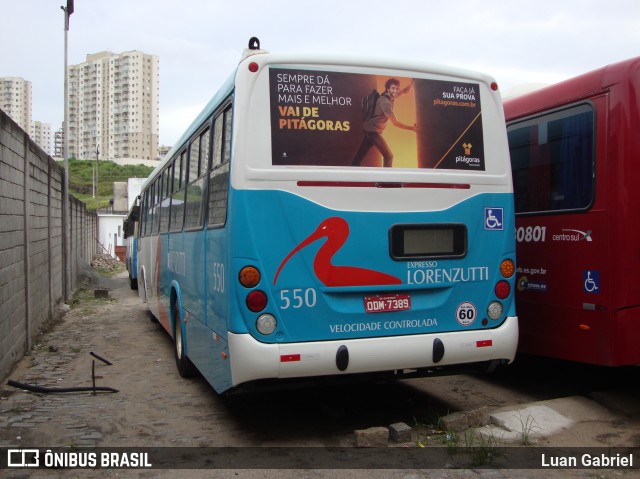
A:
[2,0,639,146]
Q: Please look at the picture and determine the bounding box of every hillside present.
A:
[58,159,155,212]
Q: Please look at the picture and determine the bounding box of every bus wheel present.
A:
[140,271,148,303]
[173,301,197,378]
[129,274,138,290]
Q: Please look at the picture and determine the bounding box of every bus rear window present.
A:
[508,103,594,214]
[269,68,486,171]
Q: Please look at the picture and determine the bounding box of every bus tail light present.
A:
[495,280,510,299]
[500,259,515,278]
[257,314,277,335]
[239,266,261,288]
[487,301,503,320]
[246,290,267,312]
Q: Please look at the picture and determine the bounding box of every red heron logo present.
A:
[274,217,401,287]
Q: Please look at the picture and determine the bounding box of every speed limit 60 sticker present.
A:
[456,302,477,326]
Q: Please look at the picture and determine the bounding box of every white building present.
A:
[31,121,52,155]
[98,177,148,259]
[98,213,126,260]
[68,50,159,162]
[1,77,32,132]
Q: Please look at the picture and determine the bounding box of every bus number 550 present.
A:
[280,288,317,309]
[212,262,225,293]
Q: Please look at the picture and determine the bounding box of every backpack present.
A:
[361,89,380,120]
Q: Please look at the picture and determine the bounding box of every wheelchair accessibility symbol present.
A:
[484,208,504,231]
[584,270,600,294]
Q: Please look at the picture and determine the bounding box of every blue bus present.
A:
[123,201,139,290]
[137,38,518,394]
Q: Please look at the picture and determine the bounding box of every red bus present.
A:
[504,57,640,366]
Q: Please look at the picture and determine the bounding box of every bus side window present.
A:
[147,185,153,235]
[222,107,232,163]
[189,136,200,184]
[139,191,147,237]
[211,112,223,169]
[159,169,172,233]
[152,181,158,234]
[199,129,210,177]
[185,130,209,230]
[508,104,594,214]
[154,178,162,234]
[208,108,230,228]
[170,151,187,232]
[138,193,147,237]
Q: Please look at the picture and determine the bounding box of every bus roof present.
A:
[504,56,640,120]
[162,73,236,164]
[142,71,236,190]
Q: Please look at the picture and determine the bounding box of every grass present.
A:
[463,428,505,466]
[57,158,154,212]
[70,289,118,310]
[411,403,509,468]
[515,412,541,445]
[93,261,127,277]
[412,403,449,448]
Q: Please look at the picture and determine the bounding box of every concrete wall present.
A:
[113,182,128,212]
[0,109,97,381]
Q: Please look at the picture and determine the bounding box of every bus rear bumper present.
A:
[228,316,518,387]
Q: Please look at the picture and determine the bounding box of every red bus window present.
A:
[508,104,594,214]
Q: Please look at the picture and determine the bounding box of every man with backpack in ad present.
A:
[352,78,418,168]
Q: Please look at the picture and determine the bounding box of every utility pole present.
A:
[61,0,74,303]
[96,145,99,211]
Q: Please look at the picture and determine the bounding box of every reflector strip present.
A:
[476,340,493,348]
[297,181,470,189]
[280,354,301,362]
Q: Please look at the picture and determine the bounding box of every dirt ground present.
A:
[1,271,229,448]
[1,268,639,478]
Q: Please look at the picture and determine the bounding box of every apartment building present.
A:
[67,50,159,161]
[31,121,52,155]
[54,126,64,158]
[1,77,32,132]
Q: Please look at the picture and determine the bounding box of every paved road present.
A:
[1,271,639,478]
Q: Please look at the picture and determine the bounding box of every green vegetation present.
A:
[58,159,154,212]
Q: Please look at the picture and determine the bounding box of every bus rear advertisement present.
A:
[505,56,640,366]
[136,39,517,394]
